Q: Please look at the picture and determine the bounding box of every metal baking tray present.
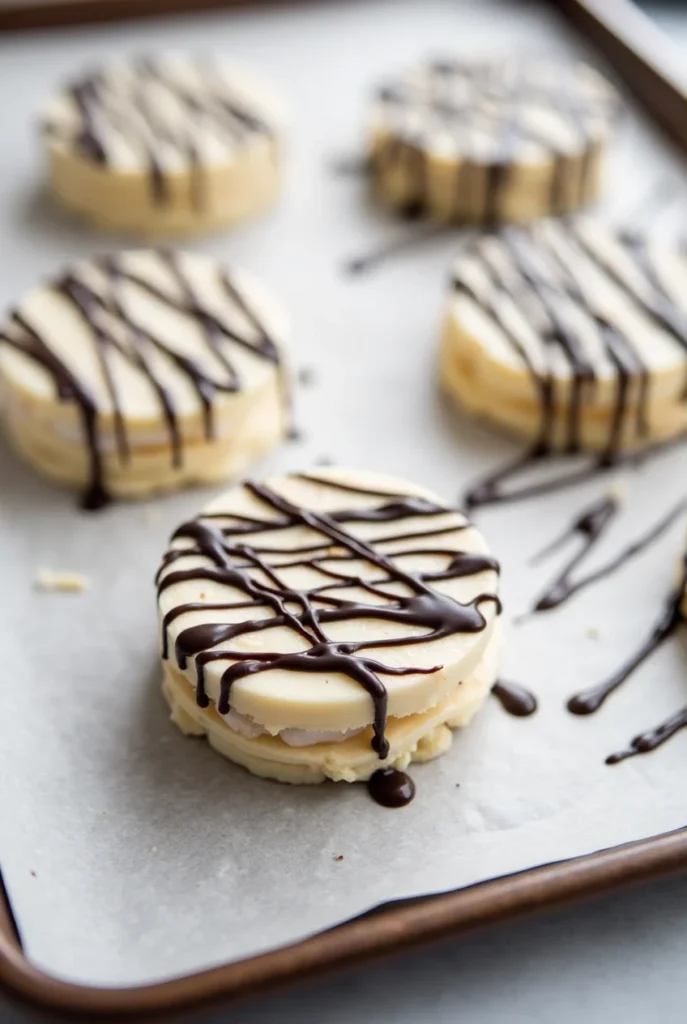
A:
[2,0,687,1019]
[2,830,687,1019]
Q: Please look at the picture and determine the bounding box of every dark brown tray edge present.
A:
[2,829,687,1020]
[0,0,290,32]
[553,0,687,154]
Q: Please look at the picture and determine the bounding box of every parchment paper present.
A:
[2,0,687,989]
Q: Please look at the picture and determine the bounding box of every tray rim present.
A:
[2,829,687,1019]
[0,0,269,32]
[3,0,687,1018]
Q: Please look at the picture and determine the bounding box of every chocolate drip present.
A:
[535,228,649,452]
[70,77,108,164]
[367,767,416,807]
[0,252,281,509]
[51,57,272,208]
[158,476,500,759]
[504,230,597,453]
[573,227,687,362]
[453,258,556,458]
[492,680,538,717]
[567,577,684,716]
[1,312,108,511]
[530,493,687,614]
[606,705,687,764]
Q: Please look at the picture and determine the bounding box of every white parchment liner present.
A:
[1,0,687,988]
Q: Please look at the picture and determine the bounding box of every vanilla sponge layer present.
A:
[162,620,500,784]
[1,372,286,500]
[440,308,687,453]
[47,135,281,239]
[370,138,604,225]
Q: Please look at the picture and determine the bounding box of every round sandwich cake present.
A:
[41,54,284,237]
[440,217,687,457]
[0,249,288,508]
[368,56,618,224]
[157,467,501,785]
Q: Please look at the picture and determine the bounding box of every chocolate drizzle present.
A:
[606,705,687,765]
[344,221,451,277]
[457,221,687,510]
[44,56,273,210]
[367,767,416,807]
[464,433,687,512]
[0,251,281,509]
[157,474,500,759]
[529,493,618,612]
[492,680,538,717]
[528,493,687,614]
[567,572,685,716]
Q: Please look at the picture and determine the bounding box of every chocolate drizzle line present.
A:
[464,432,687,512]
[330,154,372,177]
[0,251,281,510]
[45,56,272,210]
[606,705,687,765]
[157,475,500,759]
[492,680,537,717]
[528,493,687,614]
[567,568,685,717]
[528,493,618,612]
[344,220,452,277]
[459,222,687,510]
[371,59,616,224]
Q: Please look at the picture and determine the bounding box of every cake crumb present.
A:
[333,854,344,862]
[35,569,90,593]
[606,479,628,504]
[586,626,601,639]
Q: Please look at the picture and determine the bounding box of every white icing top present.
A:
[0,248,287,422]
[42,53,284,173]
[372,56,618,162]
[450,218,687,384]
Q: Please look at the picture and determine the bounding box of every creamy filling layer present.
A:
[220,707,365,747]
[4,391,233,450]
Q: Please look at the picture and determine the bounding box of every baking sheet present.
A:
[2,0,687,990]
